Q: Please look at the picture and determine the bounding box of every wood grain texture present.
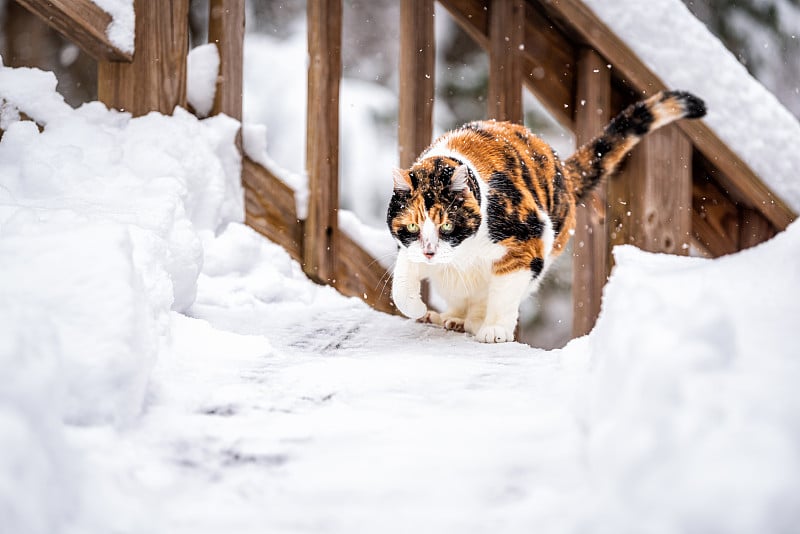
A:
[540,0,795,230]
[487,0,524,122]
[242,157,303,262]
[208,0,244,121]
[304,0,342,284]
[97,0,189,116]
[611,126,693,255]
[398,0,435,167]
[335,232,397,315]
[15,0,132,62]
[572,48,610,338]
[739,208,776,250]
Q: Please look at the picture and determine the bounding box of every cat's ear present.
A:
[450,165,470,192]
[392,168,412,192]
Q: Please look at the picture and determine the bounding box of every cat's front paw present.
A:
[475,325,515,343]
[395,295,427,320]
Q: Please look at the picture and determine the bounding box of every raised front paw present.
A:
[475,325,515,343]
[395,295,427,320]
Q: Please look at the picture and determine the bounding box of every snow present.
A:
[583,0,800,213]
[3,11,800,532]
[90,0,135,55]
[0,60,241,531]
[186,44,220,119]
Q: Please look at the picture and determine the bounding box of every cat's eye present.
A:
[406,222,420,233]
[440,222,454,234]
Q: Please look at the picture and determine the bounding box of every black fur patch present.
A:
[440,207,480,247]
[487,196,544,243]
[488,171,522,206]
[530,257,544,277]
[387,191,410,225]
[606,102,654,137]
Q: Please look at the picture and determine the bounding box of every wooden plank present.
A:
[691,156,741,257]
[538,0,795,230]
[438,0,574,128]
[398,0,435,167]
[15,0,132,62]
[97,0,189,116]
[487,0,524,122]
[241,157,303,262]
[335,232,398,315]
[739,208,776,249]
[572,48,610,338]
[626,126,693,254]
[208,0,245,121]
[304,0,342,284]
[521,2,575,129]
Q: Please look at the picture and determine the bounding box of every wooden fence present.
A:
[9,0,796,338]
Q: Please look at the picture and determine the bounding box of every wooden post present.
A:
[304,0,342,284]
[398,0,435,168]
[487,0,524,123]
[208,0,245,121]
[572,48,611,338]
[98,0,189,116]
[612,126,693,254]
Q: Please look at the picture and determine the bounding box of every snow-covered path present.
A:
[66,217,799,534]
[3,58,800,533]
[114,226,591,533]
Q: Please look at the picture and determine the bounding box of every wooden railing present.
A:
[435,0,794,335]
[11,0,795,337]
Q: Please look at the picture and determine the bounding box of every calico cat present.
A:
[387,90,706,343]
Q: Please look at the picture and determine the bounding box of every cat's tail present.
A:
[564,90,706,200]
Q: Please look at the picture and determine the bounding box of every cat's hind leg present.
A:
[475,270,531,343]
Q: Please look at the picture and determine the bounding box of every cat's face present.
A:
[386,157,481,264]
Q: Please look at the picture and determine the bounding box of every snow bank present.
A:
[0,61,241,531]
[584,0,800,213]
[567,221,800,532]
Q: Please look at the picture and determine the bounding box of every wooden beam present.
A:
[691,178,740,257]
[15,0,132,62]
[304,0,342,284]
[634,126,693,253]
[208,0,245,121]
[242,157,304,263]
[538,0,795,231]
[335,232,397,315]
[611,125,693,255]
[521,2,575,129]
[438,0,574,128]
[739,208,776,250]
[487,0,524,122]
[97,0,189,116]
[690,154,740,256]
[398,0,435,167]
[572,48,610,338]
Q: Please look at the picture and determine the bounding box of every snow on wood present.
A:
[582,0,800,215]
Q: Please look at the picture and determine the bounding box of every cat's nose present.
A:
[423,251,435,259]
